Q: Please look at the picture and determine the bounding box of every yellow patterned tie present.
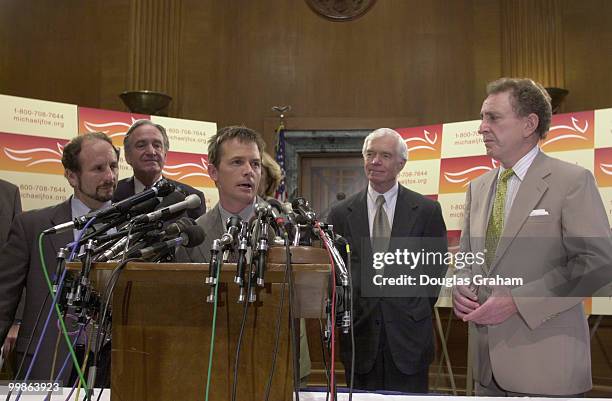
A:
[485,168,514,270]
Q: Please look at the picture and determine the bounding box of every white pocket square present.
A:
[529,209,549,216]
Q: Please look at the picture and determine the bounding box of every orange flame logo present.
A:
[594,147,612,187]
[541,111,594,152]
[0,132,67,175]
[82,119,136,138]
[163,151,214,188]
[398,125,442,160]
[439,156,498,193]
[78,107,149,147]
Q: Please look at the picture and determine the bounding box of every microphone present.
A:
[219,215,242,248]
[43,180,174,234]
[132,194,201,224]
[95,231,147,262]
[105,218,198,262]
[265,198,296,234]
[126,225,205,259]
[234,221,250,290]
[291,197,317,225]
[163,217,197,238]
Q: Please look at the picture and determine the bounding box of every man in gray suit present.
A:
[0,132,119,383]
[0,179,22,361]
[179,126,265,262]
[453,78,612,396]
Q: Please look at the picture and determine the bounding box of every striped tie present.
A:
[485,168,514,270]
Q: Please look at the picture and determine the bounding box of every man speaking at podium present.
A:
[328,128,447,393]
[0,132,119,384]
[453,78,612,396]
[177,125,265,262]
[114,119,206,220]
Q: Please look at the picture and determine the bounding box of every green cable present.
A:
[204,258,222,401]
[38,233,89,392]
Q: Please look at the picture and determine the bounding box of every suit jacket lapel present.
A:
[191,204,223,261]
[347,189,369,245]
[491,152,550,272]
[472,170,497,256]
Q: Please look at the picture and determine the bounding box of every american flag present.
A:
[274,121,287,201]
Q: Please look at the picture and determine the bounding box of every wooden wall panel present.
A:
[177,0,502,145]
[562,0,612,113]
[0,0,610,148]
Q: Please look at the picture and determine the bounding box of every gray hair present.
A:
[123,119,170,151]
[362,128,408,161]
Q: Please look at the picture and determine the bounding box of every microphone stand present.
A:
[254,220,269,288]
[206,239,222,303]
[317,224,352,335]
[234,221,250,303]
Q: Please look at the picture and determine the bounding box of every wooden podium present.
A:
[81,246,330,401]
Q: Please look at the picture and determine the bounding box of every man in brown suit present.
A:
[453,78,612,396]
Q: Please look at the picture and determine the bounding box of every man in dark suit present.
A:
[0,179,22,361]
[0,179,21,244]
[328,128,447,392]
[113,119,206,220]
[0,132,119,384]
[178,126,265,262]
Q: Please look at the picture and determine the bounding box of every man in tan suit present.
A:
[453,78,612,396]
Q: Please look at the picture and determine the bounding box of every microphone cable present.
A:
[317,317,331,401]
[6,291,49,401]
[12,228,94,400]
[346,244,354,401]
[89,256,142,401]
[317,223,337,401]
[229,259,252,401]
[120,223,137,263]
[43,320,88,401]
[287,234,300,401]
[205,252,224,401]
[74,321,93,401]
[263,231,290,401]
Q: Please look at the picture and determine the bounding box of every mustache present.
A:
[97,181,117,190]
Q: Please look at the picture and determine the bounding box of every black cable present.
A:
[95,367,110,401]
[286,241,300,401]
[263,233,290,401]
[318,318,331,401]
[346,246,354,401]
[230,260,253,401]
[88,257,141,401]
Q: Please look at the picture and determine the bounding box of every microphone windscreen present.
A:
[183,225,205,248]
[155,179,176,196]
[129,197,160,216]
